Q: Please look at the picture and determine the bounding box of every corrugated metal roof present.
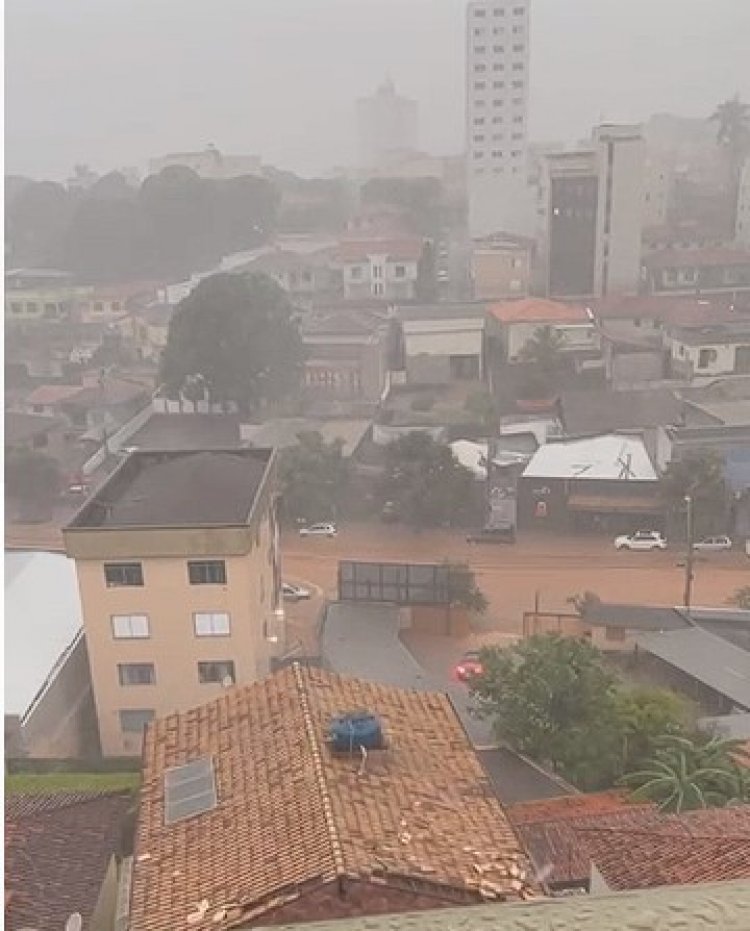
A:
[636,627,750,709]
[522,434,658,482]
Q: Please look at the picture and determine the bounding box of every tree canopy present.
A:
[660,450,728,538]
[6,168,279,282]
[360,177,443,236]
[380,432,475,529]
[5,449,62,522]
[159,272,303,413]
[278,432,351,525]
[470,634,690,790]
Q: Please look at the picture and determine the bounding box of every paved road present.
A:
[283,523,748,635]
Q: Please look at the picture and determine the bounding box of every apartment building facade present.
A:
[63,448,282,756]
[466,0,533,238]
[541,125,646,298]
[340,238,422,300]
[356,77,418,170]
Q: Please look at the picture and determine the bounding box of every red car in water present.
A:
[453,650,483,683]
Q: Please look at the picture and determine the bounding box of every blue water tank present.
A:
[328,712,383,752]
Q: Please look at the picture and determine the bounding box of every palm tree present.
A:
[519,326,566,371]
[620,735,746,812]
[709,94,750,228]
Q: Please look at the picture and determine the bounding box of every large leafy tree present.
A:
[710,94,750,227]
[361,176,443,236]
[730,586,750,610]
[621,734,749,812]
[661,450,727,538]
[278,432,351,525]
[380,432,475,529]
[160,272,303,413]
[470,635,689,790]
[470,634,622,788]
[443,562,488,614]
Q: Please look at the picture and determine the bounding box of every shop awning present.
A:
[567,494,663,514]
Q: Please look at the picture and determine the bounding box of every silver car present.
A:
[299,522,337,538]
[693,535,732,552]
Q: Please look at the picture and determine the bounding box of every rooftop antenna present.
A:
[65,914,83,931]
[616,446,636,480]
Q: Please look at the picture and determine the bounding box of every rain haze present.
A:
[6,0,750,179]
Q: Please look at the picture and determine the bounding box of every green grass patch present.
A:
[5,772,140,795]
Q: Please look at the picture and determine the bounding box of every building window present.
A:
[513,24,524,33]
[118,663,156,686]
[698,348,718,369]
[119,709,155,733]
[493,81,505,89]
[474,63,487,72]
[112,614,150,639]
[513,6,525,13]
[104,562,144,587]
[512,132,523,140]
[474,7,486,15]
[513,115,523,123]
[10,302,23,315]
[188,560,226,585]
[492,150,504,158]
[111,301,122,312]
[373,282,384,296]
[198,661,236,685]
[26,302,38,315]
[350,266,363,280]
[44,303,58,318]
[493,63,505,71]
[93,301,104,313]
[493,26,505,35]
[473,134,485,143]
[493,133,504,140]
[512,62,524,71]
[474,45,486,53]
[475,99,485,107]
[512,80,524,88]
[474,81,486,90]
[395,265,406,278]
[474,27,484,35]
[493,7,505,15]
[473,117,485,125]
[493,45,504,53]
[194,612,231,637]
[492,116,503,124]
[513,44,525,52]
[372,265,383,279]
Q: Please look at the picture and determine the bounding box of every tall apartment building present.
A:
[737,158,750,246]
[466,0,533,238]
[63,448,283,756]
[541,124,646,298]
[356,78,418,170]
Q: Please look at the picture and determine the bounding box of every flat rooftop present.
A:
[67,448,273,530]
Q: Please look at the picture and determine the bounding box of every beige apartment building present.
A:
[63,448,283,757]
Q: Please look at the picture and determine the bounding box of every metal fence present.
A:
[338,561,452,605]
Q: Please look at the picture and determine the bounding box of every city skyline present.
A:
[6,0,750,182]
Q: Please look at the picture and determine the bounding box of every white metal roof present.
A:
[522,434,658,481]
[4,551,83,717]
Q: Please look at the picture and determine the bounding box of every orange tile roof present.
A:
[511,793,750,890]
[488,298,590,325]
[131,665,538,931]
[578,806,750,890]
[24,384,84,406]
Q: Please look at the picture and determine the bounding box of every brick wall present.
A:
[258,878,474,927]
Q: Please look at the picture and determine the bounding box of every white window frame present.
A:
[112,614,150,639]
[194,611,231,637]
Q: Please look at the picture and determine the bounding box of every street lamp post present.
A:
[683,494,696,612]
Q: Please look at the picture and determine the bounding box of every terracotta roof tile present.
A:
[131,666,538,931]
[488,299,590,325]
[5,791,133,931]
[24,383,85,406]
[338,239,423,263]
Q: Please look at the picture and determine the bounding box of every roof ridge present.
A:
[291,663,346,877]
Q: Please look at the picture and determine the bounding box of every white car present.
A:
[299,522,337,538]
[693,535,733,552]
[282,581,311,601]
[614,530,667,551]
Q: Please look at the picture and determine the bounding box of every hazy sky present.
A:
[6,0,750,181]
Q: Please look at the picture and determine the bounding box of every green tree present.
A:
[621,734,747,812]
[516,327,568,401]
[380,432,475,529]
[464,389,498,435]
[443,562,488,614]
[613,687,690,774]
[710,94,750,228]
[5,449,61,522]
[470,634,623,788]
[729,586,750,610]
[661,450,727,538]
[278,432,351,525]
[360,177,443,236]
[416,240,438,302]
[160,272,303,414]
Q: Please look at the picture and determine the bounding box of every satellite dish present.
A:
[65,914,83,931]
[221,676,234,689]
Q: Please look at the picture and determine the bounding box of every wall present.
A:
[73,514,280,756]
[405,354,452,385]
[608,349,665,388]
[669,339,739,377]
[19,633,98,758]
[505,322,597,361]
[472,248,530,300]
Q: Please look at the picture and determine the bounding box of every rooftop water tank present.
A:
[328,712,383,753]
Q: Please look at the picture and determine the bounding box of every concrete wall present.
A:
[472,248,530,300]
[609,349,665,388]
[405,353,452,384]
[669,338,740,377]
[18,633,97,758]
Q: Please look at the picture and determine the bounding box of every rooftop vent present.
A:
[328,712,383,753]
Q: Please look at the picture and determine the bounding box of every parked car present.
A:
[282,581,311,601]
[299,522,337,538]
[453,650,483,683]
[614,530,667,551]
[466,526,516,545]
[693,535,733,552]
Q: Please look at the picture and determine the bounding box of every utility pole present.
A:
[683,494,695,612]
